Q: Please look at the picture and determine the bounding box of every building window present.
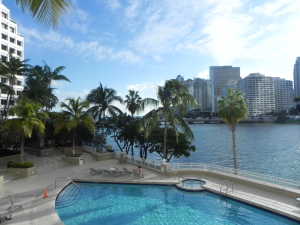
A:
[1,23,7,29]
[16,80,22,86]
[9,100,14,105]
[1,55,7,62]
[17,50,22,57]
[1,77,7,83]
[1,12,8,19]
[9,37,15,43]
[1,89,6,94]
[9,48,15,54]
[17,40,22,46]
[9,27,15,33]
[17,90,21,95]
[1,34,7,40]
[1,100,6,105]
[1,45,7,51]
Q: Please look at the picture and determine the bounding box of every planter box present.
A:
[25,148,53,157]
[62,156,81,165]
[92,152,115,161]
[7,167,37,178]
[0,155,21,167]
[63,146,83,156]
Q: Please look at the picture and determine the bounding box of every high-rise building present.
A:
[210,66,240,112]
[0,1,24,116]
[294,57,300,96]
[176,75,211,111]
[274,78,294,113]
[238,73,275,116]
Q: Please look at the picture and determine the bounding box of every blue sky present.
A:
[3,0,300,113]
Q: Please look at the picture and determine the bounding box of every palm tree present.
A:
[4,100,48,162]
[124,90,158,155]
[0,54,30,119]
[139,79,196,162]
[54,97,95,150]
[124,90,158,117]
[42,62,70,111]
[15,0,72,29]
[217,88,248,172]
[86,83,123,150]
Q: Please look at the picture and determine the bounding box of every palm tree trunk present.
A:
[73,128,76,151]
[231,130,237,174]
[21,135,25,163]
[163,117,168,161]
[101,111,105,151]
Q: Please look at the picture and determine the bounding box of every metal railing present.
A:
[169,163,300,191]
[220,180,233,198]
[127,156,161,171]
[44,157,57,170]
[82,145,98,154]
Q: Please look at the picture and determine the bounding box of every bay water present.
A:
[108,123,300,180]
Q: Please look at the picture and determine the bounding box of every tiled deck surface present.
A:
[0,151,300,224]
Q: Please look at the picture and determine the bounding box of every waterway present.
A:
[108,123,300,181]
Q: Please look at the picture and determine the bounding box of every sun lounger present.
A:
[89,168,102,175]
[6,195,24,214]
[0,214,12,224]
[111,168,126,176]
[102,169,113,176]
[123,168,133,176]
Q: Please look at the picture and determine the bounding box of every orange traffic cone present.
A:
[43,188,48,198]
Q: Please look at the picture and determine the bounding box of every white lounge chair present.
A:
[89,168,102,175]
[6,195,24,214]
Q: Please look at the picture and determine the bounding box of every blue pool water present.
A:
[56,182,299,225]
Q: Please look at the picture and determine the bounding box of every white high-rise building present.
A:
[0,1,24,116]
[274,78,294,113]
[238,73,275,116]
[294,57,300,96]
[210,66,240,112]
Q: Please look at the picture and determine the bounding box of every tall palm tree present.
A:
[217,88,248,172]
[16,0,72,28]
[124,90,158,117]
[42,62,70,111]
[4,100,48,162]
[54,97,95,150]
[124,90,158,155]
[139,79,196,162]
[86,83,123,150]
[0,54,30,119]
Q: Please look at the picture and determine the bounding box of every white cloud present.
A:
[127,82,156,92]
[197,70,209,79]
[105,0,121,11]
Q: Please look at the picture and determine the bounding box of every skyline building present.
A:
[274,77,294,113]
[209,66,241,112]
[0,1,24,116]
[238,73,275,116]
[294,57,300,96]
[176,75,212,111]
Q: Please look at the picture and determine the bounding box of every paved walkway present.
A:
[0,151,299,224]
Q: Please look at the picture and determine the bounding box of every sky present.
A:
[3,0,300,114]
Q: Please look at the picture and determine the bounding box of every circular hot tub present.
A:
[176,178,206,191]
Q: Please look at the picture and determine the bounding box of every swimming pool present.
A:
[56,182,299,225]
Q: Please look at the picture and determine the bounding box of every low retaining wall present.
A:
[0,154,21,166]
[62,156,81,165]
[25,148,54,157]
[63,146,83,156]
[7,167,37,178]
[92,152,115,161]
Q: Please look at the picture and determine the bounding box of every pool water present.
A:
[180,179,206,188]
[56,183,299,225]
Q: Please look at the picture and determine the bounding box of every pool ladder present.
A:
[219,180,233,198]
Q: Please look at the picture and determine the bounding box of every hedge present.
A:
[10,162,34,168]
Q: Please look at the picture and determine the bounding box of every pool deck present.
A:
[0,151,300,224]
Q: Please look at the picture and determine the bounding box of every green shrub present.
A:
[10,162,34,168]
